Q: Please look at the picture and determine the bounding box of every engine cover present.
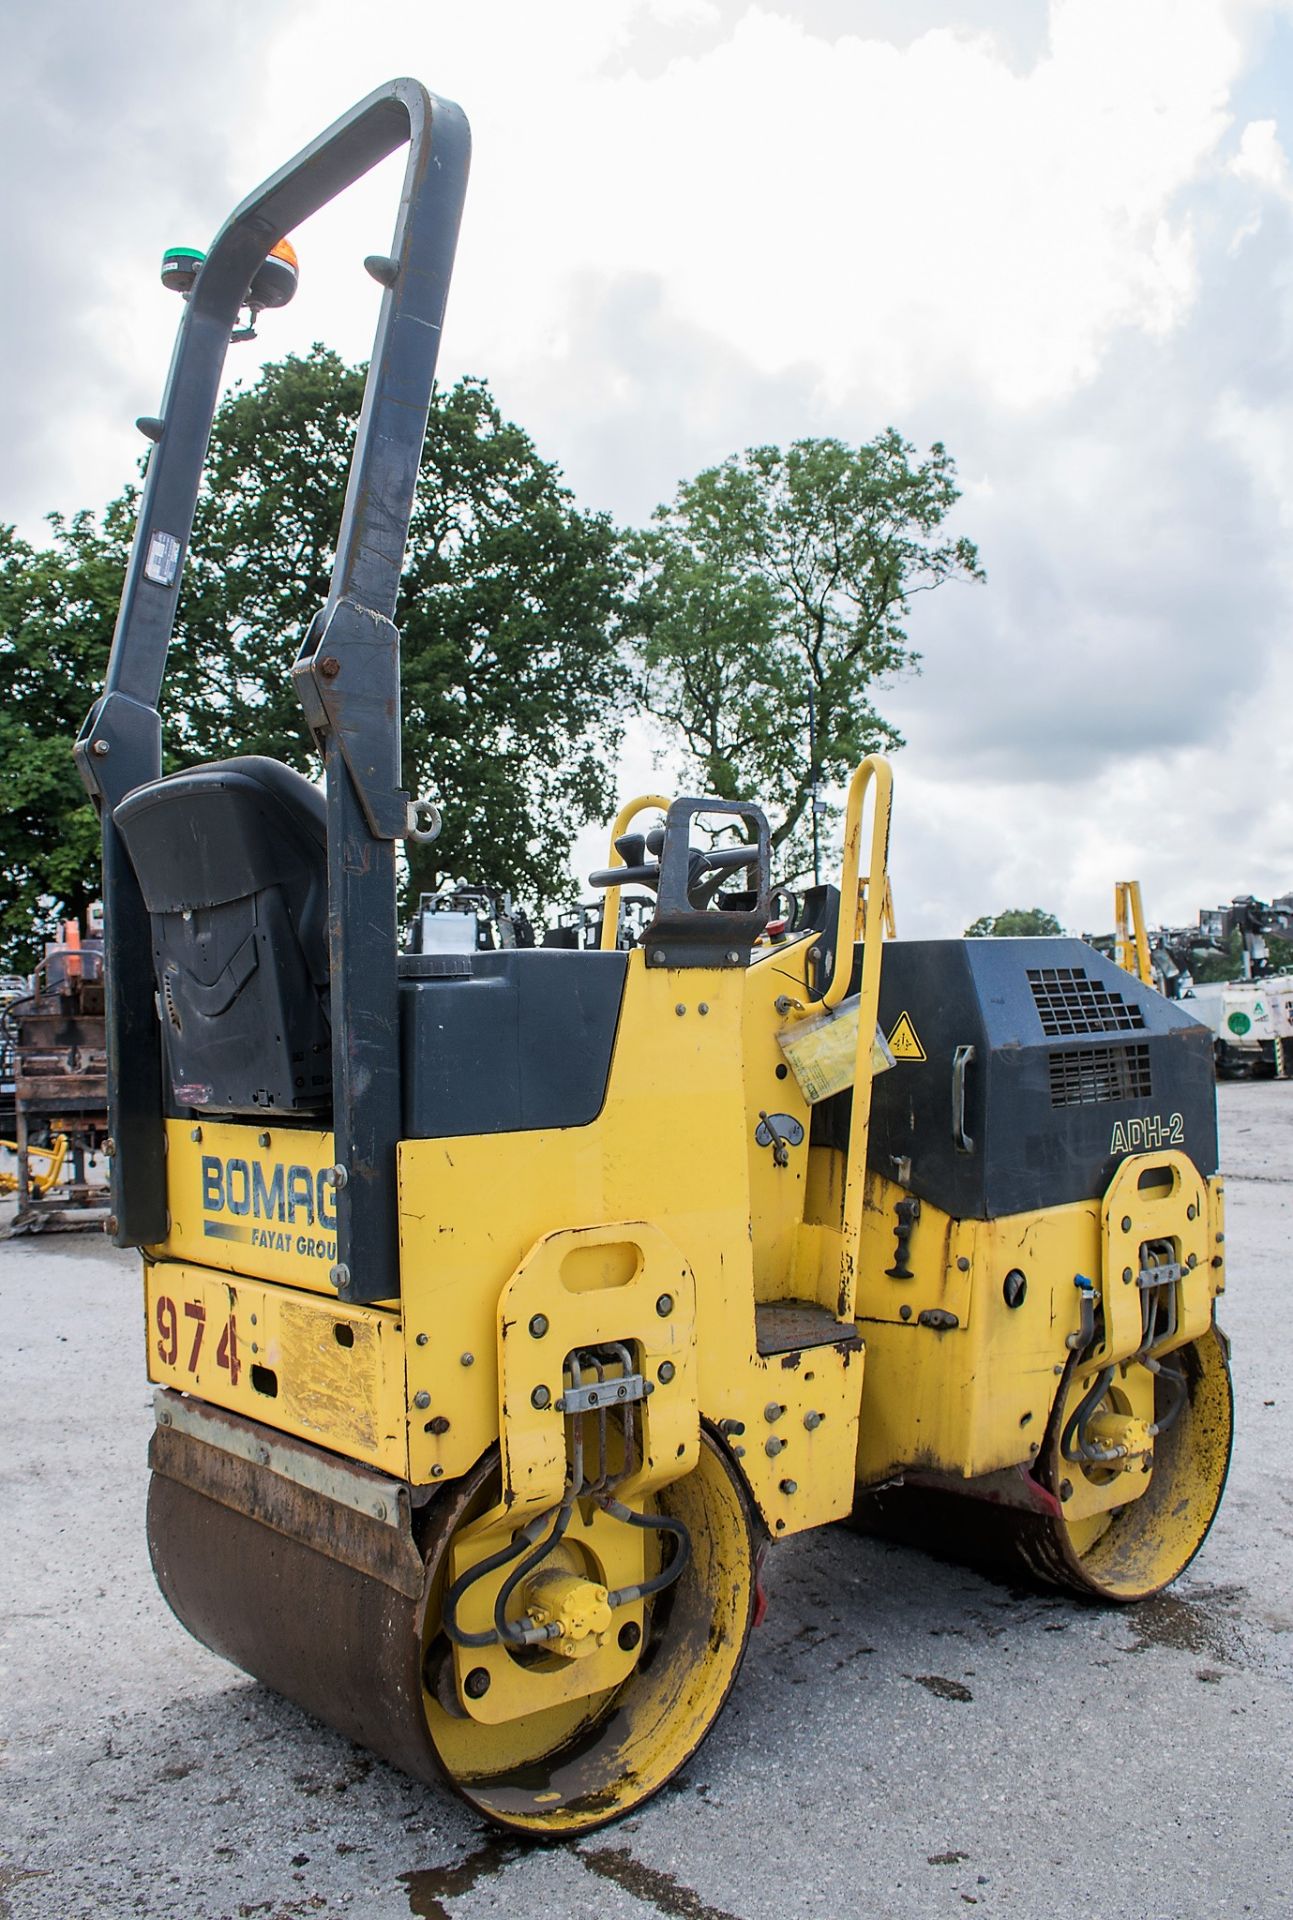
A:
[840,937,1218,1219]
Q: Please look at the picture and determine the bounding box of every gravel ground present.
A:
[1,1081,1290,1920]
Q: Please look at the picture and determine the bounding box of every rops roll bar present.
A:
[75,81,471,1303]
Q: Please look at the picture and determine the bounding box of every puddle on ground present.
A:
[400,1835,521,1919]
[400,1833,747,1920]
[912,1673,973,1702]
[579,1845,746,1920]
[1123,1583,1247,1663]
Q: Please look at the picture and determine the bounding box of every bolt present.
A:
[1121,1216,1133,1233]
[1059,1479,1073,1502]
[764,1402,785,1423]
[329,1262,350,1290]
[733,1444,746,1457]
[460,1351,475,1367]
[325,1164,348,1190]
[531,1385,551,1410]
[250,1313,257,1326]
[780,1478,798,1495]
[373,1502,387,1521]
[157,1407,171,1427]
[957,1255,971,1273]
[256,1445,270,1465]
[103,1137,116,1157]
[258,1130,271,1148]
[656,1293,674,1318]
[416,1332,428,1346]
[1216,1232,1225,1244]
[413,1390,431,1410]
[104,1216,118,1235]
[1187,1203,1197,1221]
[189,1125,202,1143]
[675,1003,687,1017]
[698,1002,709,1016]
[658,1360,675,1384]
[430,1464,444,1478]
[649,950,666,967]
[804,1410,824,1430]
[464,1667,491,1699]
[1187,1252,1198,1269]
[529,1313,549,1339]
[725,950,740,965]
[899,1303,912,1321]
[718,1418,745,1436]
[1123,1267,1134,1284]
[765,1435,785,1456]
[430,1415,450,1435]
[91,738,110,757]
[618,1620,642,1651]
[1002,1270,1027,1309]
[319,654,342,679]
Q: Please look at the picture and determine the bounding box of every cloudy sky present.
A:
[4,0,1293,938]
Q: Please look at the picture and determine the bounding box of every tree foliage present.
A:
[171,349,626,910]
[964,907,1064,938]
[0,350,625,968]
[622,433,982,877]
[0,509,130,969]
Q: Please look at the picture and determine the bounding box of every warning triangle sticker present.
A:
[887,1010,926,1062]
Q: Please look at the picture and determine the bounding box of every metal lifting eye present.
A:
[406,798,443,844]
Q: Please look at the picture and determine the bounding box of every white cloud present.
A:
[4,0,1291,944]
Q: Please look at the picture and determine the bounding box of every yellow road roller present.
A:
[76,80,1232,1836]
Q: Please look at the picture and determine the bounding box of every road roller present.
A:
[76,80,1232,1836]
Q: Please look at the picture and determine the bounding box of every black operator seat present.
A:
[113,756,332,1118]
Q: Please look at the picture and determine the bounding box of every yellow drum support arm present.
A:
[598,793,672,951]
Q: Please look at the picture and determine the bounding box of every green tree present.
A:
[172,349,626,910]
[965,908,1064,938]
[622,433,983,877]
[0,351,625,969]
[0,508,132,970]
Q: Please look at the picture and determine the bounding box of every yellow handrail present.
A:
[787,757,894,1263]
[598,793,672,952]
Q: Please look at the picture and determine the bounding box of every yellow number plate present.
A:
[144,1260,409,1477]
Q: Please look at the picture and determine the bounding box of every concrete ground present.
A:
[1,1083,1290,1920]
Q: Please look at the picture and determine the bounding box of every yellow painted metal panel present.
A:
[154,1120,376,1300]
[143,1259,408,1476]
[398,948,865,1537]
[855,1163,1225,1487]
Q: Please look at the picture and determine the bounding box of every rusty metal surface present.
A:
[7,976,109,1228]
[754,1299,862,1356]
[148,1420,424,1598]
[147,1427,447,1788]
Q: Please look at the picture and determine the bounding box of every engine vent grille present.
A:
[1049,1043,1152,1108]
[1028,966,1146,1037]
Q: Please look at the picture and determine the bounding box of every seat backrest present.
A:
[114,756,331,1117]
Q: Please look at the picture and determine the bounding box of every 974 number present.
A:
[155,1293,240,1386]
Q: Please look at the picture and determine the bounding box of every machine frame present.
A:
[76,78,471,1305]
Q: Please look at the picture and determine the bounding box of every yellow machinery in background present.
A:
[78,82,1233,1836]
[1115,879,1155,987]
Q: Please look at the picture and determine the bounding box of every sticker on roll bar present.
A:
[144,530,181,586]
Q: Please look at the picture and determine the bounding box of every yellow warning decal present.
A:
[887,1011,926,1062]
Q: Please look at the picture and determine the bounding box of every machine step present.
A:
[755,1300,860,1356]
